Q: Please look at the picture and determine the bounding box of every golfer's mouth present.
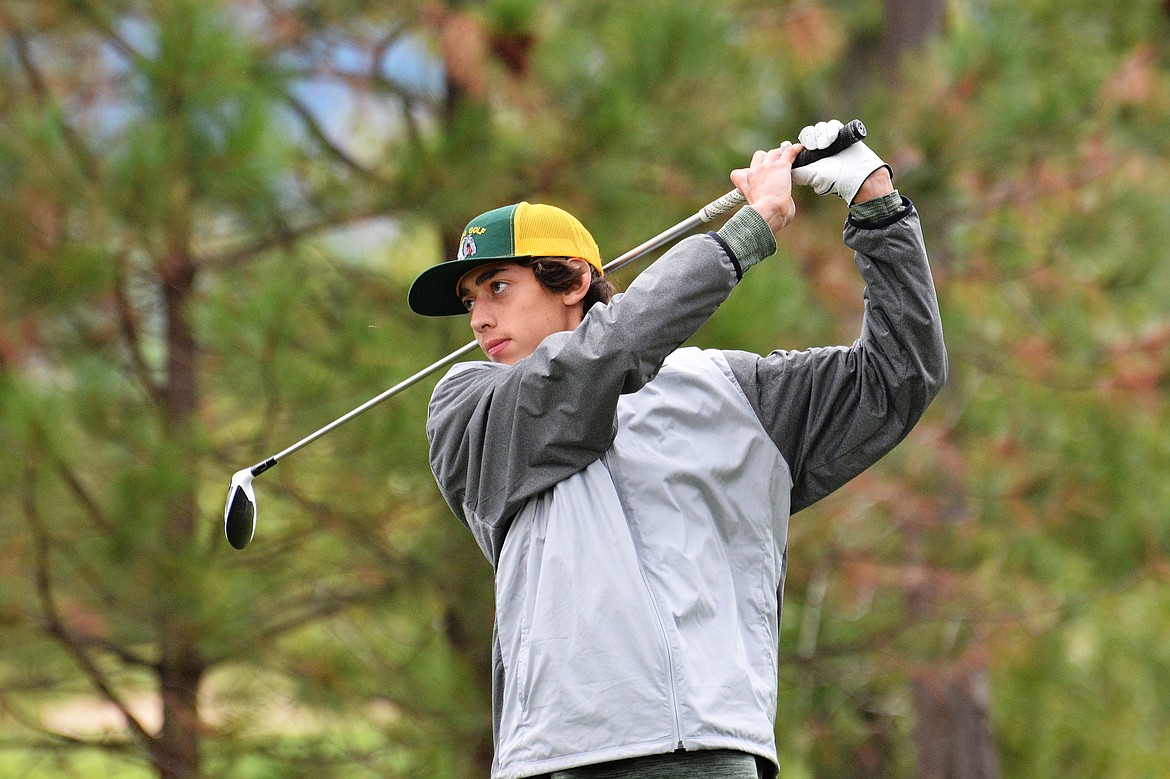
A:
[484,338,511,359]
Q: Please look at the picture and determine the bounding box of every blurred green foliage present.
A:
[1,0,1168,777]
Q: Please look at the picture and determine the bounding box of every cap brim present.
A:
[407,255,532,317]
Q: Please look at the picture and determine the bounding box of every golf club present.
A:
[224,120,867,549]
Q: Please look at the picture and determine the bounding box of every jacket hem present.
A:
[496,735,779,779]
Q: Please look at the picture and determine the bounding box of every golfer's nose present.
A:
[470,301,494,332]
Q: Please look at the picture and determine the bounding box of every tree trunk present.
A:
[883,0,946,76]
[912,663,1002,779]
[153,227,204,778]
[152,655,204,779]
[903,476,1000,779]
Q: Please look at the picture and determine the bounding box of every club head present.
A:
[224,469,257,550]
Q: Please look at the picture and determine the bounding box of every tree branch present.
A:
[0,693,137,755]
[278,84,394,186]
[369,25,427,150]
[371,24,409,78]
[22,422,155,672]
[289,59,441,112]
[201,207,390,270]
[21,466,157,750]
[8,28,100,183]
[48,452,114,535]
[255,584,393,645]
[70,0,146,66]
[111,250,166,404]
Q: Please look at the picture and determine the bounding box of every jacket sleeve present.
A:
[426,228,745,563]
[723,198,947,513]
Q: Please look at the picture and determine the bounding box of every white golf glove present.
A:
[788,119,890,205]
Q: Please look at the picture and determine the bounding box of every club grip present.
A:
[698,189,748,221]
[698,119,869,223]
[792,119,866,169]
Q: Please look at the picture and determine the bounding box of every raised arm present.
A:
[724,123,946,512]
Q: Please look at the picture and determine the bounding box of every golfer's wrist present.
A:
[717,205,777,271]
[850,166,894,205]
[848,188,902,224]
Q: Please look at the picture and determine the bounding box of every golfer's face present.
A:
[457,262,582,365]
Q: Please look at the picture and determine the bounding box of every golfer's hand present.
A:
[730,143,802,235]
[792,119,891,204]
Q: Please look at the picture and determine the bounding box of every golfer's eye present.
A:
[490,280,509,295]
[462,298,475,311]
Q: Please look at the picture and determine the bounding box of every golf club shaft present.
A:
[604,119,867,274]
[255,339,482,472]
[246,120,867,475]
[600,193,739,276]
[248,201,729,475]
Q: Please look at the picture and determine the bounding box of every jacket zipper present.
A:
[640,567,685,751]
[603,455,686,750]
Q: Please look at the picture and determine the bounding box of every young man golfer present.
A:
[408,121,947,779]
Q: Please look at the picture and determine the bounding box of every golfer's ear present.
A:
[562,260,591,307]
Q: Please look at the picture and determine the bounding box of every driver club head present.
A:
[224,469,257,550]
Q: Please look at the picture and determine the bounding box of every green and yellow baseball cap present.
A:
[408,201,603,317]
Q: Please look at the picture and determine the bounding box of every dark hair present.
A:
[517,257,617,312]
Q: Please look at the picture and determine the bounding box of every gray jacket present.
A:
[426,202,946,778]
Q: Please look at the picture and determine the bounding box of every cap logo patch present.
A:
[458,233,477,260]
